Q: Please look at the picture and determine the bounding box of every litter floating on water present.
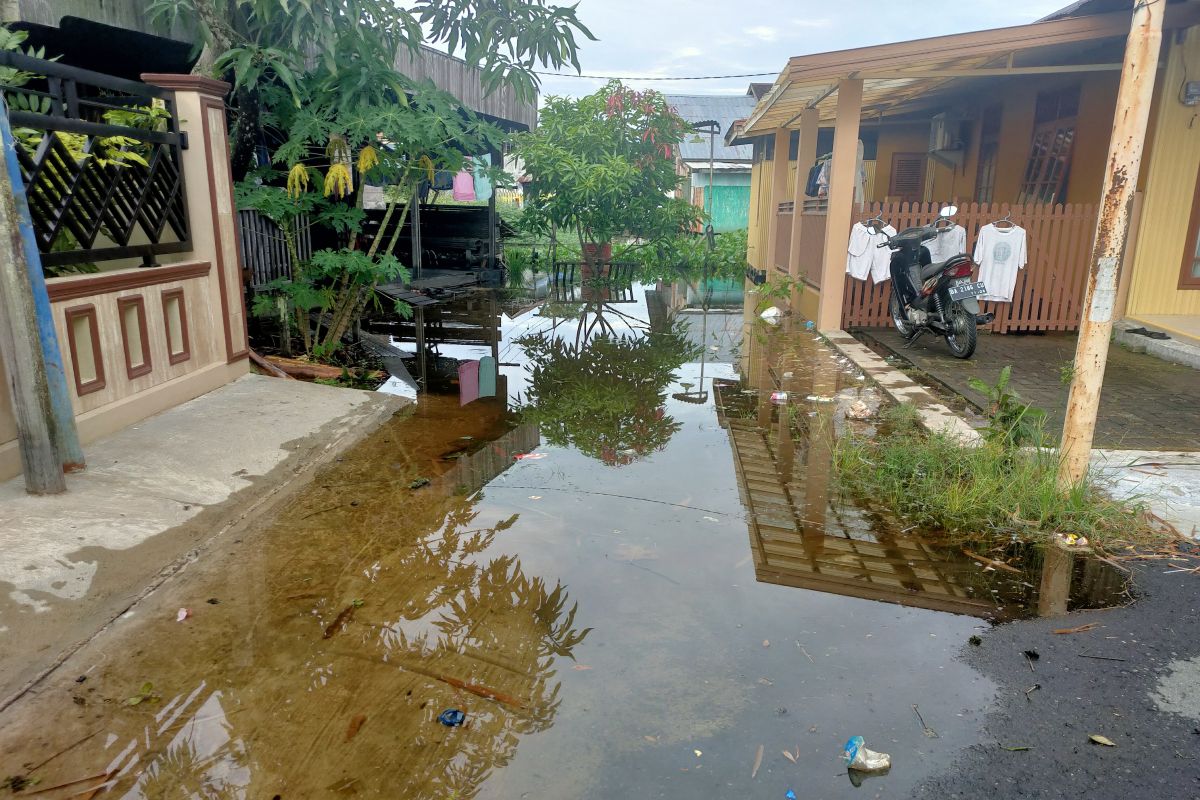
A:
[770,391,789,404]
[842,735,891,772]
[175,608,190,622]
[438,709,465,727]
[514,453,547,461]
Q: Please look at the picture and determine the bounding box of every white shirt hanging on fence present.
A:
[846,222,897,283]
[926,223,967,264]
[973,223,1028,302]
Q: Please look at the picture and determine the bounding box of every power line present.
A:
[533,69,777,81]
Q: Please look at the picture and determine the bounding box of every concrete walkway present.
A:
[0,375,405,706]
[856,328,1199,451]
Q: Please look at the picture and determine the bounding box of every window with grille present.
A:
[1017,86,1080,205]
[888,153,926,202]
[1182,166,1200,289]
[975,104,1002,204]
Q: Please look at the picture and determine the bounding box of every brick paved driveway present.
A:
[856,328,1199,451]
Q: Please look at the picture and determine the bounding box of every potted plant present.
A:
[516,81,700,279]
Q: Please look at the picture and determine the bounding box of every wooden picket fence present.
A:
[839,201,1099,333]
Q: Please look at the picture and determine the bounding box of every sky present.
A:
[533,0,1074,99]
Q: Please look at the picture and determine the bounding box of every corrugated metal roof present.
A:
[665,94,757,163]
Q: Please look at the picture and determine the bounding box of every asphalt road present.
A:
[914,546,1200,799]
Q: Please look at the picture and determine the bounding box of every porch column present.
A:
[816,78,863,332]
[766,127,791,270]
[787,107,819,281]
[143,74,251,366]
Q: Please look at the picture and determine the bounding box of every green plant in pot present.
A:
[516,81,701,279]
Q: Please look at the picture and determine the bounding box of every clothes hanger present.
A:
[993,211,1015,230]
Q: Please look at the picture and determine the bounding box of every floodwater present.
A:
[0,283,1126,798]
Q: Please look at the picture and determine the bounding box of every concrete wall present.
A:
[1126,26,1200,317]
[0,76,250,482]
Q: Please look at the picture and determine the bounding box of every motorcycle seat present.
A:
[920,254,971,281]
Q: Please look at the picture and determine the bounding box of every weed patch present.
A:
[835,404,1175,552]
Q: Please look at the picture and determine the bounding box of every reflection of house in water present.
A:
[716,320,1126,620]
[448,421,541,495]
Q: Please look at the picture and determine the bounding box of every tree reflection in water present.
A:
[6,401,590,800]
[518,302,700,465]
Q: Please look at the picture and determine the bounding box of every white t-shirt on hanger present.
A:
[973,223,1028,302]
[926,223,967,264]
[846,222,897,283]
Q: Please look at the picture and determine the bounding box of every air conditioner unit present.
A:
[928,112,966,168]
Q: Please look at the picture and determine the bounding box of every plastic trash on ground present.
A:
[842,735,891,772]
[770,391,788,404]
[760,306,782,324]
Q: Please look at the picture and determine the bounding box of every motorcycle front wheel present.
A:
[889,290,917,340]
[944,304,977,358]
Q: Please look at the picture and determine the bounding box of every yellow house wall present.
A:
[747,151,772,269]
[872,123,927,202]
[1126,26,1200,317]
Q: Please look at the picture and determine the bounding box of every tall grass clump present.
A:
[835,402,1173,552]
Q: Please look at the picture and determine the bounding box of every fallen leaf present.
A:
[1090,734,1116,747]
[643,735,658,743]
[751,744,764,778]
[782,750,797,763]
[345,714,366,742]
[1023,649,1040,661]
[572,664,593,671]
[175,608,191,622]
[1001,745,1031,751]
[757,677,773,686]
[1053,623,1098,635]
[763,639,770,648]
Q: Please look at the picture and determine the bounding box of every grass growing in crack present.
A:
[835,403,1174,552]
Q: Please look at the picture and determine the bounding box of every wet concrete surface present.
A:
[0,286,1180,799]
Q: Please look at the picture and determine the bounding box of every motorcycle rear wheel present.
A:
[944,304,977,359]
[889,291,917,340]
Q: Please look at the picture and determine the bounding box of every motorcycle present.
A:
[867,206,993,359]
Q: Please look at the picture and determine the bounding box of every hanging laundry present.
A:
[973,223,1028,302]
[816,160,830,197]
[926,223,967,263]
[804,162,823,198]
[452,169,476,202]
[846,222,897,283]
[472,153,493,202]
[432,170,455,191]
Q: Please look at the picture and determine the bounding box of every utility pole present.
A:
[0,109,66,494]
[0,102,84,472]
[1058,0,1162,488]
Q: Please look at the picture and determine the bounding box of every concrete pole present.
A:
[817,78,863,332]
[767,128,791,270]
[788,108,819,304]
[0,118,66,494]
[1058,0,1163,487]
[0,101,84,472]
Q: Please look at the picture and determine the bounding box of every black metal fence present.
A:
[0,51,190,268]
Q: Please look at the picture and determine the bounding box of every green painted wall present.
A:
[700,185,751,233]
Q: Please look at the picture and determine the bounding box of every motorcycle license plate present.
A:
[949,280,986,301]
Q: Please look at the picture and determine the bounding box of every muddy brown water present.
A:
[0,286,1126,798]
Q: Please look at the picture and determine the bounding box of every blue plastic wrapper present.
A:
[438,708,466,727]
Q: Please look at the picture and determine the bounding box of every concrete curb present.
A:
[821,329,981,442]
[0,388,407,713]
[1114,320,1200,371]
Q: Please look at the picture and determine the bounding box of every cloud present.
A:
[790,18,833,29]
[744,26,779,43]
[675,46,703,59]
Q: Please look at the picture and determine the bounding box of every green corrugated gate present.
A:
[701,185,751,232]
